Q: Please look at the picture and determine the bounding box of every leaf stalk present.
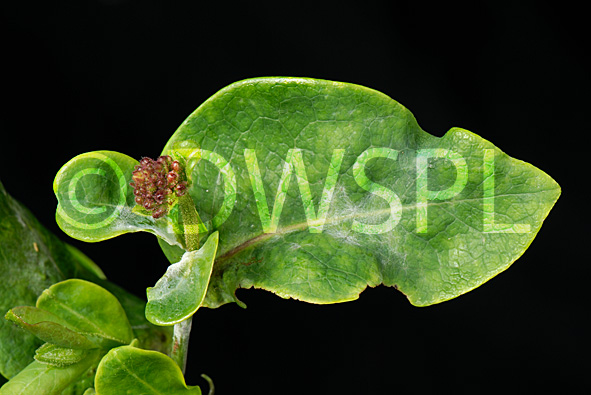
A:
[170,193,202,374]
[170,317,192,374]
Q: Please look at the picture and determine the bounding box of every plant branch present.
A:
[170,193,202,374]
[170,317,192,374]
[178,194,203,252]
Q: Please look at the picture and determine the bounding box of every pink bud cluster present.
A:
[129,155,188,219]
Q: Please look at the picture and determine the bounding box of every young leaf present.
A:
[53,151,182,248]
[34,343,89,367]
[36,279,134,349]
[146,232,219,325]
[160,77,560,307]
[0,349,100,395]
[94,346,201,395]
[5,307,96,350]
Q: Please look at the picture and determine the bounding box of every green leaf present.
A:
[160,77,560,307]
[34,343,88,367]
[0,180,104,378]
[95,346,201,395]
[146,232,219,325]
[5,307,96,350]
[0,179,171,387]
[36,279,133,349]
[53,151,182,248]
[63,244,106,280]
[0,349,100,395]
[93,281,172,355]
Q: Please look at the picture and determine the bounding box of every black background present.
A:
[1,1,587,394]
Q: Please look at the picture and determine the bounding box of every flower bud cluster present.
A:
[129,155,188,219]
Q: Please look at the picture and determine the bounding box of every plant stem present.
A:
[171,317,193,374]
[201,374,215,395]
[170,193,202,374]
[178,194,203,251]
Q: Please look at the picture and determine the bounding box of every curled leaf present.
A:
[53,151,182,247]
[146,232,219,325]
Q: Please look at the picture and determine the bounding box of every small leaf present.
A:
[5,307,96,350]
[36,279,134,349]
[146,232,219,325]
[34,343,88,367]
[95,346,201,395]
[0,349,100,395]
[83,389,96,395]
[53,150,182,248]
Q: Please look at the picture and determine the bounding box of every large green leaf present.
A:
[146,231,219,325]
[0,179,171,381]
[94,346,201,395]
[158,77,560,307]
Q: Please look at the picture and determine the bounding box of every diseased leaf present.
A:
[53,151,182,248]
[95,346,201,395]
[0,349,100,395]
[146,232,219,326]
[5,307,96,350]
[34,343,89,367]
[35,280,133,349]
[159,77,560,307]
